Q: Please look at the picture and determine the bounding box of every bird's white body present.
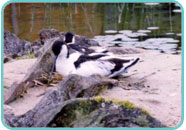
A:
[55,45,79,75]
[55,44,139,77]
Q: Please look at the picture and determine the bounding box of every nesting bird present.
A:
[50,40,140,78]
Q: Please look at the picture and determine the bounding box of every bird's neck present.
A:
[72,36,75,43]
[58,45,69,60]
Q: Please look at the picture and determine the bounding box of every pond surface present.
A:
[4,3,182,54]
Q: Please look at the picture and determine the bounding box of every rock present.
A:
[31,40,42,56]
[32,46,41,57]
[3,105,15,126]
[38,29,99,46]
[4,29,99,60]
[3,31,32,60]
[4,96,166,127]
[39,29,64,44]
[4,74,115,127]
[74,35,99,46]
[3,105,14,116]
[3,54,13,63]
[48,97,166,128]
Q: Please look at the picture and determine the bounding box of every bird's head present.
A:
[52,40,67,56]
[64,32,75,44]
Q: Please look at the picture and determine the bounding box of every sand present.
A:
[3,50,182,128]
[3,59,37,87]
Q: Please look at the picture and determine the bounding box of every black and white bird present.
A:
[64,32,108,55]
[50,40,140,78]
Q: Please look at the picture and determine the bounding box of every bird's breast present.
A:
[55,57,75,76]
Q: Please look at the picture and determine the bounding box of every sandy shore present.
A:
[3,50,182,128]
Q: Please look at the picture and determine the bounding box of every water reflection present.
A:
[4,3,181,54]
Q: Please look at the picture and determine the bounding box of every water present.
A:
[4,3,182,54]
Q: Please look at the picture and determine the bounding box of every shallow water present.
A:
[4,3,181,54]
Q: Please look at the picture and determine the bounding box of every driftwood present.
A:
[4,74,116,127]
[4,38,58,104]
[3,30,103,104]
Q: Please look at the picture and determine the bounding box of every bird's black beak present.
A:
[48,56,57,83]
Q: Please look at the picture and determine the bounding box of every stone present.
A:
[39,29,63,44]
[31,40,42,56]
[3,30,32,60]
[3,30,100,61]
[48,98,166,128]
[38,29,99,46]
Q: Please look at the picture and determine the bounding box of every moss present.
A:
[140,108,150,115]
[94,96,136,110]
[16,51,35,60]
[96,85,107,95]
[94,96,105,103]
[94,97,150,114]
[135,115,149,127]
[4,86,9,89]
[48,98,163,128]
[112,99,136,110]
[50,99,99,127]
[76,101,90,115]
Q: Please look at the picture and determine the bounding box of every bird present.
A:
[63,32,108,55]
[50,40,140,79]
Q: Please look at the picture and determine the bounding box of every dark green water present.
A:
[4,3,182,54]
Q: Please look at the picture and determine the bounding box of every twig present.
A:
[119,72,156,91]
[36,92,47,97]
[120,72,138,78]
[33,80,44,86]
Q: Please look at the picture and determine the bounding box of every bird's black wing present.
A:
[74,54,107,68]
[69,44,95,55]
[69,44,84,53]
[108,58,131,74]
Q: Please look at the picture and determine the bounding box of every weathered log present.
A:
[4,38,57,104]
[4,74,116,127]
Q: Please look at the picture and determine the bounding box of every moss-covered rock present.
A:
[48,97,166,128]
